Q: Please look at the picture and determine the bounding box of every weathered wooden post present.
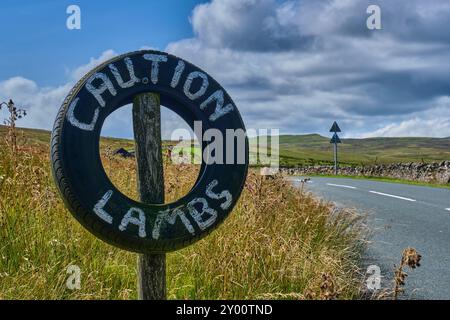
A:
[51,50,248,302]
[132,93,166,300]
[333,142,338,175]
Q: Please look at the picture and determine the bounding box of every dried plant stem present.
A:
[393,247,422,300]
[0,99,27,154]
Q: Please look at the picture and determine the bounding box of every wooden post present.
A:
[334,142,338,175]
[132,93,166,300]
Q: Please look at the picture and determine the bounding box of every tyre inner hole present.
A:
[99,104,201,204]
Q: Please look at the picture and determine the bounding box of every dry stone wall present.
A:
[281,161,450,184]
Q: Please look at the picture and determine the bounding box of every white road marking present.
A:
[445,208,450,211]
[369,191,416,202]
[326,183,357,189]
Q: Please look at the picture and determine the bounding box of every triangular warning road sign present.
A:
[330,133,341,144]
[329,121,341,133]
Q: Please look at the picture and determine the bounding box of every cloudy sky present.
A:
[1,0,449,139]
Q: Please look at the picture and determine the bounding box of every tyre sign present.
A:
[51,50,248,253]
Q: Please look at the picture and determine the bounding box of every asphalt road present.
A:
[287,176,450,300]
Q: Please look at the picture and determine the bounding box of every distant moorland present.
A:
[2,126,449,167]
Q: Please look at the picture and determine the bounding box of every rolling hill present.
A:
[2,126,449,166]
[275,134,450,166]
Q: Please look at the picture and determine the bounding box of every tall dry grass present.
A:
[0,135,364,299]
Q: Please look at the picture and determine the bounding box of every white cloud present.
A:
[0,77,72,130]
[71,49,118,81]
[0,77,38,98]
[360,97,450,137]
[0,49,190,139]
[166,0,450,137]
[364,118,450,138]
[0,50,120,132]
[2,0,450,138]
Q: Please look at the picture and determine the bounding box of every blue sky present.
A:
[1,0,450,139]
[0,0,204,86]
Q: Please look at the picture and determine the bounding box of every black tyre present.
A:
[51,50,248,253]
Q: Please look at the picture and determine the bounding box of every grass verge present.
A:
[0,139,365,299]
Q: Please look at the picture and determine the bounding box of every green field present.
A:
[6,126,449,167]
[253,134,450,167]
[0,125,364,299]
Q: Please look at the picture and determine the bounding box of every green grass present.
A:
[6,126,450,168]
[0,134,364,299]
[252,134,450,167]
[0,126,52,145]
